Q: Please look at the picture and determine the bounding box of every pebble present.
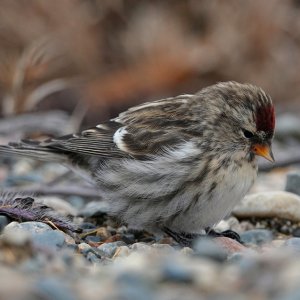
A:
[78,201,110,217]
[37,196,78,216]
[0,216,10,231]
[34,278,76,300]
[285,171,300,196]
[131,242,153,252]
[32,230,66,250]
[240,229,273,245]
[0,267,32,299]
[5,221,53,234]
[4,174,42,186]
[214,237,249,254]
[86,251,102,264]
[284,238,300,252]
[180,247,194,255]
[161,261,193,283]
[96,227,111,240]
[193,238,228,262]
[116,225,128,234]
[12,160,35,175]
[64,234,75,245]
[275,289,300,300]
[97,241,126,258]
[4,221,67,250]
[67,196,85,210]
[113,246,130,259]
[77,243,91,253]
[271,239,286,248]
[121,233,136,244]
[292,227,300,237]
[1,226,31,247]
[233,191,300,222]
[151,243,174,252]
[85,235,102,243]
[114,272,155,300]
[79,222,96,230]
[227,252,246,263]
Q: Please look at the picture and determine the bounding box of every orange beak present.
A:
[252,144,275,162]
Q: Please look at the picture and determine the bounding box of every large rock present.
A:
[233,191,300,222]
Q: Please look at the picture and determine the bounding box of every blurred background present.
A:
[0,0,299,127]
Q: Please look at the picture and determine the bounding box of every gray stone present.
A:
[32,230,66,249]
[151,243,174,251]
[85,235,102,243]
[286,172,300,196]
[78,201,110,217]
[4,174,42,186]
[79,222,96,230]
[274,289,300,300]
[234,255,259,275]
[284,238,300,252]
[227,252,245,263]
[5,221,52,234]
[193,238,227,262]
[0,215,10,231]
[86,251,102,264]
[122,233,136,244]
[4,221,66,250]
[67,196,85,210]
[113,246,130,258]
[115,273,155,300]
[161,262,193,282]
[233,191,300,222]
[130,242,154,252]
[97,241,126,258]
[37,196,78,216]
[240,229,273,245]
[78,243,91,253]
[292,227,300,237]
[2,225,31,246]
[35,278,76,300]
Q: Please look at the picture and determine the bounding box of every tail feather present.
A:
[0,141,67,163]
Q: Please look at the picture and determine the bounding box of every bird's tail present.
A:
[0,140,68,163]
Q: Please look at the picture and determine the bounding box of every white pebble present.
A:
[233,191,300,222]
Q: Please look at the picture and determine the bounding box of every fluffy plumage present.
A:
[0,81,275,236]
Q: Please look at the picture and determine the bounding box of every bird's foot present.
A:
[163,227,242,247]
[205,227,242,244]
[163,227,203,248]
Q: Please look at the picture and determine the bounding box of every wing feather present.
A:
[17,94,202,159]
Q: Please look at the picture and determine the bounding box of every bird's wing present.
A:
[37,120,127,158]
[4,94,202,160]
[110,94,203,157]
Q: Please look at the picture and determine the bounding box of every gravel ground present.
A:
[1,156,300,300]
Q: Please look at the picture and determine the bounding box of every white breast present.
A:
[169,160,257,233]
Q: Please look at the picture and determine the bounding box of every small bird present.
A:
[0,82,275,246]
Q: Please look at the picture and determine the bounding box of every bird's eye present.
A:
[243,130,254,139]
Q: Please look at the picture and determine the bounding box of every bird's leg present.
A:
[163,227,203,247]
[205,227,242,243]
[163,227,243,247]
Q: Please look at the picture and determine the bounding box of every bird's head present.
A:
[242,103,275,162]
[199,81,275,163]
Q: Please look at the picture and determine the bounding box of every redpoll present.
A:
[0,82,275,246]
